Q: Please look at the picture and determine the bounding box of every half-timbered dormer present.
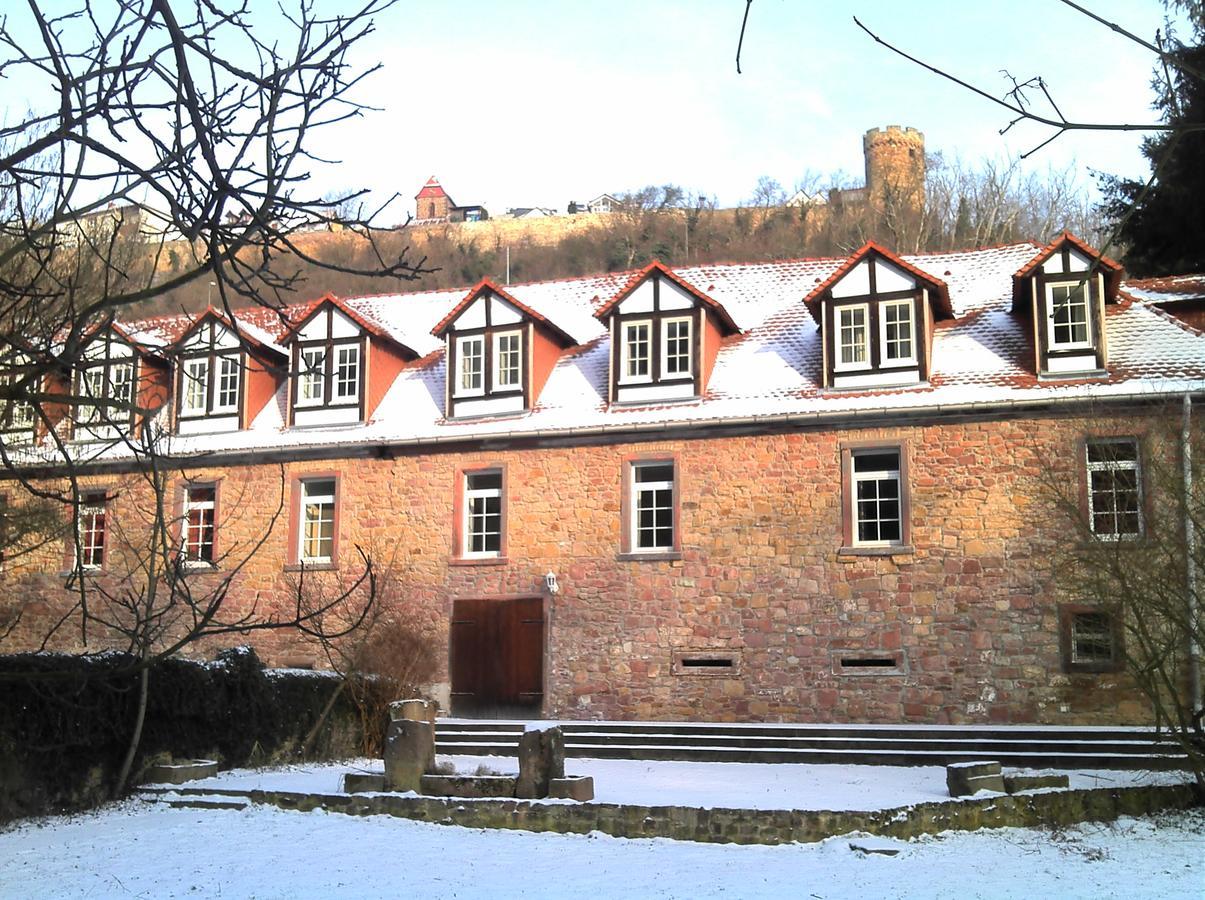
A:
[594,261,740,404]
[1011,233,1124,379]
[0,350,38,445]
[432,279,575,419]
[170,309,287,435]
[73,324,169,441]
[282,294,417,428]
[804,242,952,390]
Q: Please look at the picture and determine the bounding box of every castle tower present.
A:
[415,176,452,221]
[863,126,925,216]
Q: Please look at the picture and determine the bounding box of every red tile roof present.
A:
[431,278,576,346]
[801,241,952,322]
[283,293,419,358]
[414,176,448,200]
[168,306,287,359]
[1011,232,1124,311]
[593,260,741,334]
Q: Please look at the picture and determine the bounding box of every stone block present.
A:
[548,775,594,802]
[143,759,219,785]
[946,761,1005,797]
[342,773,387,793]
[389,698,437,724]
[1003,773,1070,793]
[516,726,566,799]
[419,774,518,798]
[384,719,435,792]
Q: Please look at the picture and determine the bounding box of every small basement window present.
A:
[831,652,907,676]
[673,651,739,676]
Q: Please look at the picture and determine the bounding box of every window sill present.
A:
[616,551,683,562]
[1062,663,1125,675]
[450,556,508,567]
[283,562,339,573]
[59,568,103,579]
[837,544,914,558]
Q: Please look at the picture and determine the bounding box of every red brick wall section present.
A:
[0,409,1181,725]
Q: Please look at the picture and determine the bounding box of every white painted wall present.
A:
[452,394,525,417]
[616,381,695,403]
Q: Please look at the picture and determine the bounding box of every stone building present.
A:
[828,126,926,220]
[2,234,1203,726]
[414,176,488,223]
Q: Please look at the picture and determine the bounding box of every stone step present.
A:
[434,719,1188,769]
[165,795,251,811]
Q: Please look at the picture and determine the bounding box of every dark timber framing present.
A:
[289,308,367,426]
[444,294,531,418]
[609,275,704,402]
[1032,244,1107,375]
[73,330,139,438]
[174,319,247,429]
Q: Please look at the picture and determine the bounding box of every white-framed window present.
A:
[182,485,216,565]
[879,299,916,366]
[182,358,209,414]
[216,356,240,411]
[1086,439,1142,538]
[1,356,36,432]
[1070,611,1116,665]
[493,331,522,390]
[77,493,107,569]
[300,478,336,564]
[1048,282,1092,349]
[298,348,326,406]
[110,362,134,407]
[621,320,652,383]
[662,317,692,378]
[836,304,870,370]
[463,470,503,556]
[334,344,360,401]
[852,449,902,546]
[632,461,675,551]
[455,335,485,397]
[7,397,34,430]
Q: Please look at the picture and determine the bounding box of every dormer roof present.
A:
[284,293,420,359]
[432,278,577,347]
[802,241,952,323]
[170,307,288,359]
[1011,232,1124,312]
[594,260,741,335]
[415,176,448,200]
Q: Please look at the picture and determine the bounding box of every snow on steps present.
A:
[434,719,1189,770]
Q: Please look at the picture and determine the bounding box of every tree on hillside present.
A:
[1099,12,1205,275]
[0,1,427,795]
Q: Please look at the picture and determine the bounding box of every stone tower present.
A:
[415,176,452,221]
[863,126,925,215]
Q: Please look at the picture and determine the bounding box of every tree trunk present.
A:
[300,678,347,757]
[113,664,149,799]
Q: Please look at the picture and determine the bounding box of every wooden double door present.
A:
[450,596,544,716]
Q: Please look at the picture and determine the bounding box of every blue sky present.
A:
[307,0,1180,220]
[2,2,1182,221]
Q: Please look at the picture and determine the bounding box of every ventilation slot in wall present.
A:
[831,652,907,676]
[673,651,740,676]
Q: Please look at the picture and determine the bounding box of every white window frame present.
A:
[661,316,693,379]
[77,494,106,570]
[297,348,326,406]
[492,330,523,393]
[878,299,917,367]
[463,470,503,557]
[182,485,216,566]
[181,358,210,415]
[620,320,653,384]
[835,304,871,372]
[454,335,485,397]
[631,460,675,552]
[1046,281,1094,350]
[2,356,36,431]
[215,355,240,412]
[333,344,361,402]
[299,479,336,564]
[1086,439,1143,539]
[110,362,134,408]
[851,449,903,547]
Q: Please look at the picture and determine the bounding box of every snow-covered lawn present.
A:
[1,801,1201,899]
[174,754,1191,811]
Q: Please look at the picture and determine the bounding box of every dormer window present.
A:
[1011,233,1124,379]
[75,331,139,439]
[804,242,952,391]
[285,301,369,427]
[595,261,740,405]
[433,279,576,419]
[1,354,38,442]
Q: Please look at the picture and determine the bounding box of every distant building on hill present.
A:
[414,176,488,223]
[828,126,925,217]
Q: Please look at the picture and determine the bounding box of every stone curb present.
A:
[201,782,1201,845]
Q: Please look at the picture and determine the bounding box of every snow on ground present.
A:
[0,801,1201,900]
[173,755,1192,811]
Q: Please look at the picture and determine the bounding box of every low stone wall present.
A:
[237,782,1199,845]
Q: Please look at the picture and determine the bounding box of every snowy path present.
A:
[0,802,1201,899]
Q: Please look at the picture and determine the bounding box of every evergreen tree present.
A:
[1098,9,1205,276]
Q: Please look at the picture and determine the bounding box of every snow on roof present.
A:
[1123,273,1205,304]
[83,241,1205,461]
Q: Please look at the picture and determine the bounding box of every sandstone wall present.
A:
[0,408,1162,725]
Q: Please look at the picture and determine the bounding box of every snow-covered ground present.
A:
[171,754,1191,811]
[1,801,1201,899]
